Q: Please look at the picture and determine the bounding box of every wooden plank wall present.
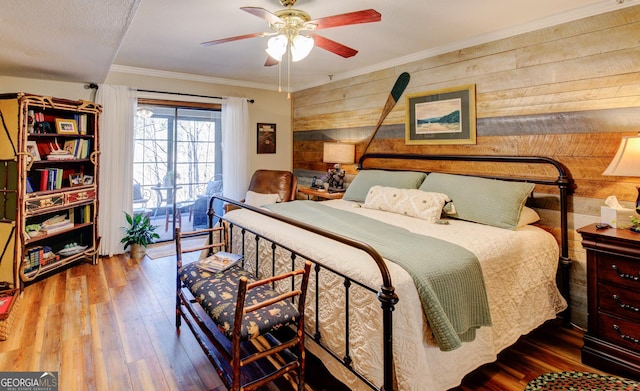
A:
[291,5,640,327]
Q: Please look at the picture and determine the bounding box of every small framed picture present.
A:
[83,175,94,185]
[69,173,83,186]
[25,141,41,162]
[257,123,276,154]
[55,118,78,134]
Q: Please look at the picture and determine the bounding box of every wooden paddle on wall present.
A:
[361,72,411,155]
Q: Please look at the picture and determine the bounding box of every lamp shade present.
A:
[266,35,287,62]
[136,107,153,119]
[291,35,314,62]
[323,143,355,164]
[603,135,640,177]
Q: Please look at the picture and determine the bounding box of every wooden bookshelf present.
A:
[0,93,101,289]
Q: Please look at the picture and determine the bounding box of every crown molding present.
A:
[109,64,278,91]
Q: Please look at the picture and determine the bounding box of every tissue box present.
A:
[600,206,636,228]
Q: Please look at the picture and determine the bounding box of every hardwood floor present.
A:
[0,253,607,391]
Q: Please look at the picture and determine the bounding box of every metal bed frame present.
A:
[204,153,574,391]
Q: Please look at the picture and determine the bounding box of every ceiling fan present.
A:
[202,0,381,65]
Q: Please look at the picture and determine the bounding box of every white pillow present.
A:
[517,206,540,227]
[363,186,450,223]
[244,191,280,207]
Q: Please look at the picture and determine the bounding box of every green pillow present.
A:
[419,172,534,230]
[343,170,427,202]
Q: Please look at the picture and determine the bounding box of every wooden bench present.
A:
[175,226,311,390]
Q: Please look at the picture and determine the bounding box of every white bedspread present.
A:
[224,199,567,391]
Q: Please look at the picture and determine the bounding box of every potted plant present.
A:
[121,212,160,259]
[630,215,640,233]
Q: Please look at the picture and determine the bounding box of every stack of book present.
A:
[40,214,73,234]
[25,246,43,272]
[46,151,74,160]
[24,246,58,271]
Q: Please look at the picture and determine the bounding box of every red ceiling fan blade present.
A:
[241,6,284,25]
[201,32,262,46]
[310,34,358,58]
[310,9,381,30]
[264,56,279,67]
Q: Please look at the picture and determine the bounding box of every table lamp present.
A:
[323,142,355,192]
[602,133,640,214]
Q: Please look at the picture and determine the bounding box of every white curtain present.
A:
[95,85,136,256]
[222,97,250,200]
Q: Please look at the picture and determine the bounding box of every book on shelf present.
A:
[55,168,63,189]
[26,177,34,193]
[36,141,51,157]
[83,205,91,223]
[40,214,73,233]
[79,139,90,158]
[40,221,73,234]
[45,152,74,161]
[36,169,47,191]
[34,168,66,191]
[26,246,43,271]
[74,114,88,135]
[40,254,60,267]
[197,251,243,273]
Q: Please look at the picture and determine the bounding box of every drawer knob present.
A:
[613,295,640,313]
[611,264,640,282]
[613,324,640,345]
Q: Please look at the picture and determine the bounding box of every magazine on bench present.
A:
[197,251,243,273]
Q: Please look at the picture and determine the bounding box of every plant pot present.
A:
[130,243,146,259]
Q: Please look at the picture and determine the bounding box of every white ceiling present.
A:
[0,0,635,92]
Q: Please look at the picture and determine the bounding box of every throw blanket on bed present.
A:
[265,201,491,351]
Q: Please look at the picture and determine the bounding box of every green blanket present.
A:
[265,201,491,351]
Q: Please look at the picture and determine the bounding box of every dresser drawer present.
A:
[598,283,640,322]
[598,254,640,290]
[599,313,640,354]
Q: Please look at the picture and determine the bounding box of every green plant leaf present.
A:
[121,211,159,250]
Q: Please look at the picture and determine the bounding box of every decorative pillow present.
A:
[343,170,427,202]
[244,191,280,207]
[419,173,535,230]
[517,206,540,227]
[363,186,450,222]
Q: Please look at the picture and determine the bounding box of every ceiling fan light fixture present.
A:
[136,107,153,119]
[266,34,287,61]
[291,34,314,62]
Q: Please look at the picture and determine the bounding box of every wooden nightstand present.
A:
[577,223,640,380]
[298,186,344,201]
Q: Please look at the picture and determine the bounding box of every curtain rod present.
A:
[86,84,255,103]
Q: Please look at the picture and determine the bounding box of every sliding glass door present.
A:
[133,104,221,241]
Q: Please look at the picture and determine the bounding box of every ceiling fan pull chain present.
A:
[287,49,291,99]
[278,60,282,93]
